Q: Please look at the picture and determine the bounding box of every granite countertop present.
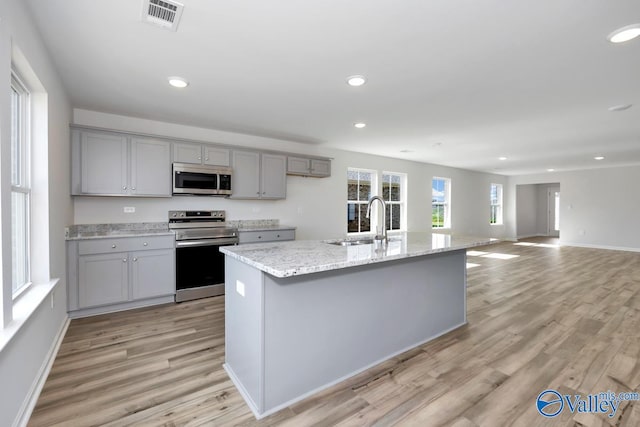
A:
[66,223,173,240]
[235,225,296,232]
[220,232,498,278]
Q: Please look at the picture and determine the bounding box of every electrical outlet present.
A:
[124,207,135,213]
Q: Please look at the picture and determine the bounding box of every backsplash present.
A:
[226,219,279,228]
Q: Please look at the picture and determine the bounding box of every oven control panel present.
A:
[169,210,226,220]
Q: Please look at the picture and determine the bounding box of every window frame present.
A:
[347,168,378,234]
[381,171,407,232]
[10,70,32,299]
[432,176,451,229]
[490,183,503,225]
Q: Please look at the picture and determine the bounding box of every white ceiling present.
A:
[26,0,640,175]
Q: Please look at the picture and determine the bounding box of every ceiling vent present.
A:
[141,0,184,32]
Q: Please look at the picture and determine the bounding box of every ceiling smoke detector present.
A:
[141,0,184,32]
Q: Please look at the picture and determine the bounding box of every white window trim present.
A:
[432,176,451,229]
[490,183,503,225]
[382,171,407,232]
[10,70,33,300]
[347,168,378,234]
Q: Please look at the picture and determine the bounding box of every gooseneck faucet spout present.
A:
[366,196,387,243]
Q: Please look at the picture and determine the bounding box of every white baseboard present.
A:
[13,316,70,427]
[561,242,640,253]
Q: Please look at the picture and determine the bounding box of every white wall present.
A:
[507,167,640,250]
[516,184,537,238]
[72,110,509,241]
[0,1,72,426]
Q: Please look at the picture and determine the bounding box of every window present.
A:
[347,169,376,233]
[382,172,405,231]
[432,177,450,228]
[490,183,503,225]
[11,71,31,297]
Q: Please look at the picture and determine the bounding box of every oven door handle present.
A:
[175,238,239,248]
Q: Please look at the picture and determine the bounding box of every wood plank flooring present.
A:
[29,238,640,426]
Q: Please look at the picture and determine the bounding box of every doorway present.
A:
[515,183,560,239]
[547,187,560,237]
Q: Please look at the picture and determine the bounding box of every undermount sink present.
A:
[327,238,377,246]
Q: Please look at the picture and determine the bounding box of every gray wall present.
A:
[508,166,640,250]
[0,1,72,426]
[72,110,510,241]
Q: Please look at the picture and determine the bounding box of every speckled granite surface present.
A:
[227,219,296,232]
[65,222,172,240]
[220,232,498,278]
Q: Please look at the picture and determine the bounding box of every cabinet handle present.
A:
[132,187,136,190]
[198,156,202,160]
[277,234,280,238]
[258,236,262,239]
[112,244,117,248]
[256,192,260,195]
[262,191,266,195]
[122,186,127,190]
[123,258,127,262]
[133,257,138,262]
[143,242,148,246]
[205,157,209,161]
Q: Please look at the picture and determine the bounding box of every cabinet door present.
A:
[310,159,331,177]
[231,150,261,198]
[80,132,128,194]
[131,249,175,300]
[130,138,172,196]
[78,253,129,308]
[203,146,230,166]
[287,156,310,175]
[173,143,203,164]
[261,154,287,199]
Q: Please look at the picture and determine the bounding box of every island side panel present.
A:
[262,249,466,413]
[223,256,265,415]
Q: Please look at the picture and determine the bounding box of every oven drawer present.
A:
[78,235,175,255]
[238,229,295,244]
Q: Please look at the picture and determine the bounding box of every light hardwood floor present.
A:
[29,238,640,426]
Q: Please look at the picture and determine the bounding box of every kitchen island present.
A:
[221,232,497,419]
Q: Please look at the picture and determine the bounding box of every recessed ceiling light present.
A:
[498,156,507,161]
[594,156,605,160]
[547,168,555,172]
[607,24,640,43]
[608,104,632,112]
[347,75,367,87]
[354,122,366,129]
[400,149,414,153]
[168,76,189,88]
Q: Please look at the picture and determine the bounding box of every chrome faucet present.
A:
[366,196,387,243]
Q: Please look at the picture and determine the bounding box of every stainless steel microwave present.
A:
[172,163,232,196]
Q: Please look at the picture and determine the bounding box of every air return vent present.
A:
[141,0,184,31]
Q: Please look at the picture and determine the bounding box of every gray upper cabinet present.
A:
[286,156,331,177]
[72,128,171,197]
[79,131,128,195]
[231,150,286,199]
[130,137,171,196]
[173,142,230,166]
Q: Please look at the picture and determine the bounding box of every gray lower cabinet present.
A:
[231,151,286,199]
[72,128,171,197]
[287,156,331,177]
[238,229,296,244]
[68,235,175,317]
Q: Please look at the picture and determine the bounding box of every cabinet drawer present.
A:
[78,235,175,255]
[238,229,295,244]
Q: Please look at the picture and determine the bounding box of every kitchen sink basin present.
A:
[327,238,377,246]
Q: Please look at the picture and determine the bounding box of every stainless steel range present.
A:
[169,210,238,302]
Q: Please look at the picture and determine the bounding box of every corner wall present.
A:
[507,165,640,250]
[0,1,72,426]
